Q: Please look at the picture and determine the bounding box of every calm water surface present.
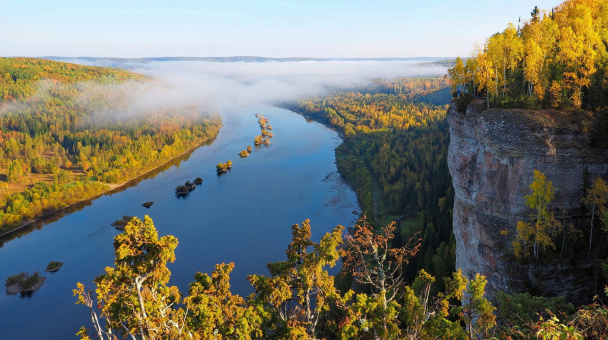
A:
[0,106,359,339]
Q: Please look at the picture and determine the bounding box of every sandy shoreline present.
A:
[0,135,218,239]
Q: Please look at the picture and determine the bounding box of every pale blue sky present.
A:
[2,0,561,58]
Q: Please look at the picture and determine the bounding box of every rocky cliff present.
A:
[447,100,608,303]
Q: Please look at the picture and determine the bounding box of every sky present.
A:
[2,0,562,58]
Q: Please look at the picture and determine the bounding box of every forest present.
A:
[0,58,222,234]
[448,0,608,112]
[292,77,455,285]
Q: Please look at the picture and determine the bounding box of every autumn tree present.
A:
[486,33,505,98]
[74,216,187,340]
[474,51,497,109]
[522,12,557,100]
[448,56,466,95]
[500,23,524,95]
[340,216,421,337]
[442,270,496,340]
[7,159,27,182]
[448,0,608,110]
[514,170,561,261]
[247,219,343,338]
[582,177,608,257]
[554,0,603,108]
[184,262,262,339]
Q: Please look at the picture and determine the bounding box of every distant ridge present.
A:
[43,56,454,64]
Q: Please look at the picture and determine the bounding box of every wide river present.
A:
[0,106,359,339]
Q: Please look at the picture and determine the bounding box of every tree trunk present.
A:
[503,60,507,96]
[588,205,595,258]
[534,225,539,261]
[560,212,566,258]
[135,277,148,340]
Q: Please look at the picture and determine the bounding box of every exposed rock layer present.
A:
[447,100,608,302]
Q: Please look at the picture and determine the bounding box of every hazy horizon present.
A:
[36,56,454,61]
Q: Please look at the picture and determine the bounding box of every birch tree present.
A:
[514,170,561,261]
[582,177,608,257]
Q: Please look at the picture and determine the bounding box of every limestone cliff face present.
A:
[447,100,608,302]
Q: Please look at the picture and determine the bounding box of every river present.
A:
[0,105,359,339]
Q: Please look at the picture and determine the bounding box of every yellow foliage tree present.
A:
[513,170,561,261]
[582,177,608,257]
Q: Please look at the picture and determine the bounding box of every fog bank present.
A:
[1,59,449,122]
[128,60,448,112]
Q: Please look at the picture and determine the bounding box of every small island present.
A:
[175,180,197,196]
[217,163,227,173]
[255,115,274,143]
[142,201,154,208]
[216,161,232,174]
[240,150,249,158]
[175,185,189,196]
[111,215,133,229]
[5,271,46,295]
[45,261,63,273]
[194,177,203,185]
[258,114,269,128]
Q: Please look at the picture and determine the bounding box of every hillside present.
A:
[0,57,144,102]
[0,58,222,234]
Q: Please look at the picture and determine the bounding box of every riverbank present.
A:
[279,104,346,140]
[0,132,220,239]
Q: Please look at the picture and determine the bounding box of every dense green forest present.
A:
[291,77,455,285]
[0,58,222,234]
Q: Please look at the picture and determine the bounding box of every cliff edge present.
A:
[447,99,608,303]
